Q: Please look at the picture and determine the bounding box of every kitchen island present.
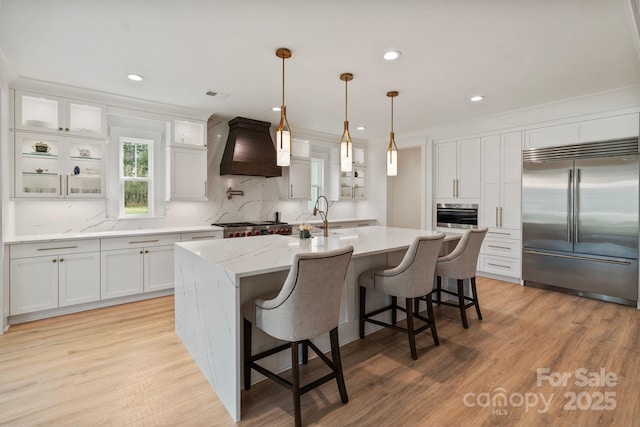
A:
[174,226,461,422]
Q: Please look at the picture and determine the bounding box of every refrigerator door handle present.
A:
[575,168,581,243]
[523,250,632,266]
[567,169,573,242]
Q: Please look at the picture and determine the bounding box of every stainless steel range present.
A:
[213,221,293,238]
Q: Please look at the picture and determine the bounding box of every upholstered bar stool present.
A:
[358,234,444,360]
[242,246,354,427]
[430,227,487,329]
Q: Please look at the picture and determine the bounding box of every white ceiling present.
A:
[1,0,639,141]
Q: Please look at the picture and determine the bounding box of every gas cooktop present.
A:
[212,221,292,238]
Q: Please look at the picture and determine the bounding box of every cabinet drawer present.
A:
[10,239,100,259]
[481,238,521,258]
[485,228,520,240]
[479,254,521,279]
[181,231,222,241]
[101,234,181,251]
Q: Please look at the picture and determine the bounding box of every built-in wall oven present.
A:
[436,203,478,229]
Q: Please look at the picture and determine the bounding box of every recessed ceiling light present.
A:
[127,73,144,82]
[470,95,485,102]
[356,126,366,131]
[272,107,281,112]
[383,50,401,61]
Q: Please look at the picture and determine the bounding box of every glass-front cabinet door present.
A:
[15,90,106,138]
[14,132,105,198]
[66,138,105,197]
[15,132,63,197]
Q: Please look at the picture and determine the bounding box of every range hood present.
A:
[220,117,282,177]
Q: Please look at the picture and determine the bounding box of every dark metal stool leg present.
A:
[405,298,417,360]
[243,318,252,390]
[359,286,366,339]
[291,342,302,427]
[458,279,469,329]
[391,296,398,325]
[330,328,349,404]
[426,293,440,346]
[471,276,482,320]
[436,276,442,304]
[301,341,309,364]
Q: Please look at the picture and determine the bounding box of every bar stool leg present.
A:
[301,341,309,364]
[471,276,482,320]
[358,286,366,339]
[436,276,442,304]
[458,279,469,329]
[405,298,418,360]
[330,327,349,404]
[243,318,252,390]
[426,293,440,346]
[291,342,302,427]
[391,296,398,325]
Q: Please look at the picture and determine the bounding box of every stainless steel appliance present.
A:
[213,221,292,238]
[436,203,478,229]
[522,139,639,306]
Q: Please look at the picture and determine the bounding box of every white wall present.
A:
[387,146,422,228]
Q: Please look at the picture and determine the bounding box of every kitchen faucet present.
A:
[313,195,329,237]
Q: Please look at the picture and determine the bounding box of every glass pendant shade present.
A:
[276,106,291,167]
[340,126,353,172]
[387,136,398,176]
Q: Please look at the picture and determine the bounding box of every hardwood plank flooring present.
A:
[1,277,639,426]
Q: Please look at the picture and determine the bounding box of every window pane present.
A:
[124,180,148,215]
[122,142,149,178]
[311,160,319,186]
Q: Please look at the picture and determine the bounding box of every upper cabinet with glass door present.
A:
[14,90,107,138]
[339,145,366,199]
[172,119,206,146]
[14,132,106,198]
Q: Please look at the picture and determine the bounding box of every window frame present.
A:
[118,136,154,218]
[308,155,326,210]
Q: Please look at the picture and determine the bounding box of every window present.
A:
[308,157,324,210]
[120,137,153,217]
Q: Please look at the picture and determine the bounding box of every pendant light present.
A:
[276,48,292,167]
[386,91,399,176]
[339,73,354,173]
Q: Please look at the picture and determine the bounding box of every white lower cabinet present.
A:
[9,239,100,315]
[100,234,180,299]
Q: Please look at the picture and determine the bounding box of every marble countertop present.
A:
[176,225,461,279]
[288,217,377,226]
[4,225,224,245]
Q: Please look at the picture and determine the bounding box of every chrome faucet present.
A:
[313,195,329,237]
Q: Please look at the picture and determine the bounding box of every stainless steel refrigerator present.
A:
[522,139,639,306]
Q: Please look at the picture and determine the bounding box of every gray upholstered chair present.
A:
[242,246,354,427]
[431,227,487,329]
[358,234,444,360]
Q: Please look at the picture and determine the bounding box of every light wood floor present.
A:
[1,277,639,426]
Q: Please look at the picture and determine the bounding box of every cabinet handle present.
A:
[204,181,207,197]
[145,250,149,254]
[487,262,511,269]
[487,231,510,236]
[38,246,78,251]
[59,175,62,196]
[488,244,511,250]
[495,207,498,227]
[452,179,456,197]
[65,128,69,132]
[129,240,159,244]
[52,259,57,263]
[290,184,293,198]
[140,250,144,254]
[66,175,69,196]
[190,235,217,240]
[58,127,63,131]
[60,258,64,262]
[499,207,503,227]
[456,179,459,197]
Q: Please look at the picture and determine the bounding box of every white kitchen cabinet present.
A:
[434,138,481,200]
[525,113,639,149]
[9,239,100,315]
[165,145,207,201]
[340,165,366,200]
[14,90,106,138]
[480,132,522,230]
[172,118,206,146]
[288,157,311,199]
[100,234,180,299]
[14,131,106,198]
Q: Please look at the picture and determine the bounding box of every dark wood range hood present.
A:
[219,117,282,177]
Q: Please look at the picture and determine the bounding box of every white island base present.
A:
[174,226,460,422]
